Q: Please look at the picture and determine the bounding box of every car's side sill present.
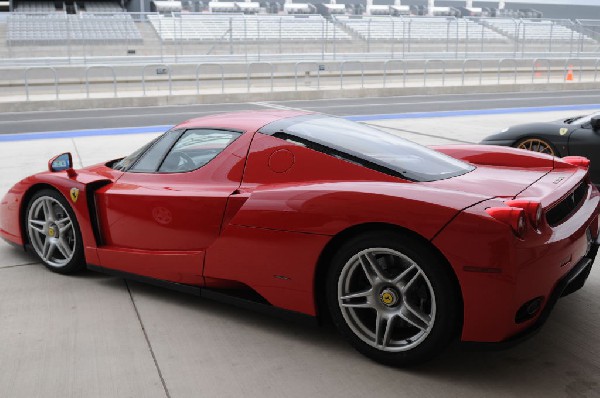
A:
[87,264,317,326]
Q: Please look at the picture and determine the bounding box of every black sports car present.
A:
[481,110,600,184]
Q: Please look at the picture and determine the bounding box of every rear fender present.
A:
[224,181,489,239]
[204,182,489,315]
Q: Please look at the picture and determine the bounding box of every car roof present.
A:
[174,110,312,132]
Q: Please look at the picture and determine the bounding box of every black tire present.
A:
[514,137,559,157]
[326,231,460,367]
[25,189,85,274]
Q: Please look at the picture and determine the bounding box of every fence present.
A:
[0,13,599,66]
[5,58,600,102]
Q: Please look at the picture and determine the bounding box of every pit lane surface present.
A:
[1,96,600,398]
[1,89,600,134]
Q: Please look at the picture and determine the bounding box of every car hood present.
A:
[482,121,570,142]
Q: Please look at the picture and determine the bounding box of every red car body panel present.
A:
[1,110,599,344]
[92,130,256,284]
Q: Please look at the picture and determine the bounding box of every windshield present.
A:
[111,138,159,171]
[263,116,474,182]
[111,128,181,172]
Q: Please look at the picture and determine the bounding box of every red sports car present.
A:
[1,111,598,366]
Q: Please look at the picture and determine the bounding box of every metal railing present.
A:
[6,58,600,102]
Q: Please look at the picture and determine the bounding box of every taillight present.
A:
[486,207,527,238]
[563,156,590,169]
[505,199,543,229]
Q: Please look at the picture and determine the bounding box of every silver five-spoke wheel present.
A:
[327,232,459,367]
[338,248,436,352]
[27,194,78,269]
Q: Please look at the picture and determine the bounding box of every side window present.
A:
[129,129,182,173]
[158,129,242,173]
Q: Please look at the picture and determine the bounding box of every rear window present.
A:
[262,116,474,182]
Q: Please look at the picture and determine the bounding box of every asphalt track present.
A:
[1,89,600,135]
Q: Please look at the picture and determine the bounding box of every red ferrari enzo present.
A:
[1,111,599,366]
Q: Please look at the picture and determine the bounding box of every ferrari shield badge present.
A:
[70,187,80,203]
[559,128,569,136]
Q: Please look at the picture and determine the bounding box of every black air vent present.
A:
[546,182,588,227]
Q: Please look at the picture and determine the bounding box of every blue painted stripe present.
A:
[346,103,600,121]
[0,125,173,142]
[1,103,599,142]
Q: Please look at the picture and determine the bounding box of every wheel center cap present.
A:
[47,225,58,239]
[379,288,400,307]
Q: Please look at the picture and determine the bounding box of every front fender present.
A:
[0,167,119,263]
[481,123,574,157]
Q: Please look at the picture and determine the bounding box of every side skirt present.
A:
[87,264,317,326]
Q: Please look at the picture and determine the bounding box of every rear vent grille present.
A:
[546,182,588,227]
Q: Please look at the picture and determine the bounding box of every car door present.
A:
[568,121,600,184]
[94,128,252,284]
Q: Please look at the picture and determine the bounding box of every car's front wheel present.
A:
[327,231,460,367]
[25,189,85,274]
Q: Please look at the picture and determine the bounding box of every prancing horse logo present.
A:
[70,188,80,203]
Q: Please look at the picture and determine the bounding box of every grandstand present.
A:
[6,12,142,45]
[482,18,594,42]
[147,14,351,41]
[83,1,124,12]
[12,0,124,12]
[336,16,506,42]
[13,0,55,12]
[1,0,598,58]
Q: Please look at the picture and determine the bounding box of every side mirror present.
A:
[591,116,600,131]
[48,152,77,177]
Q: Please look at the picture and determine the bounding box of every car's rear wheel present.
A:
[515,137,557,156]
[327,232,459,367]
[25,189,85,274]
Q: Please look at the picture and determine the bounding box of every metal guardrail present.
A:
[462,59,483,86]
[383,59,406,88]
[294,62,322,90]
[10,58,600,102]
[532,59,551,84]
[424,60,446,87]
[85,66,117,98]
[24,66,58,100]
[498,58,518,84]
[247,62,274,93]
[196,63,224,94]
[340,61,365,90]
[141,64,172,96]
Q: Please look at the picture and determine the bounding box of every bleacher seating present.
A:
[7,12,142,45]
[482,18,594,42]
[14,0,57,12]
[147,14,351,41]
[336,16,506,42]
[84,1,124,12]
